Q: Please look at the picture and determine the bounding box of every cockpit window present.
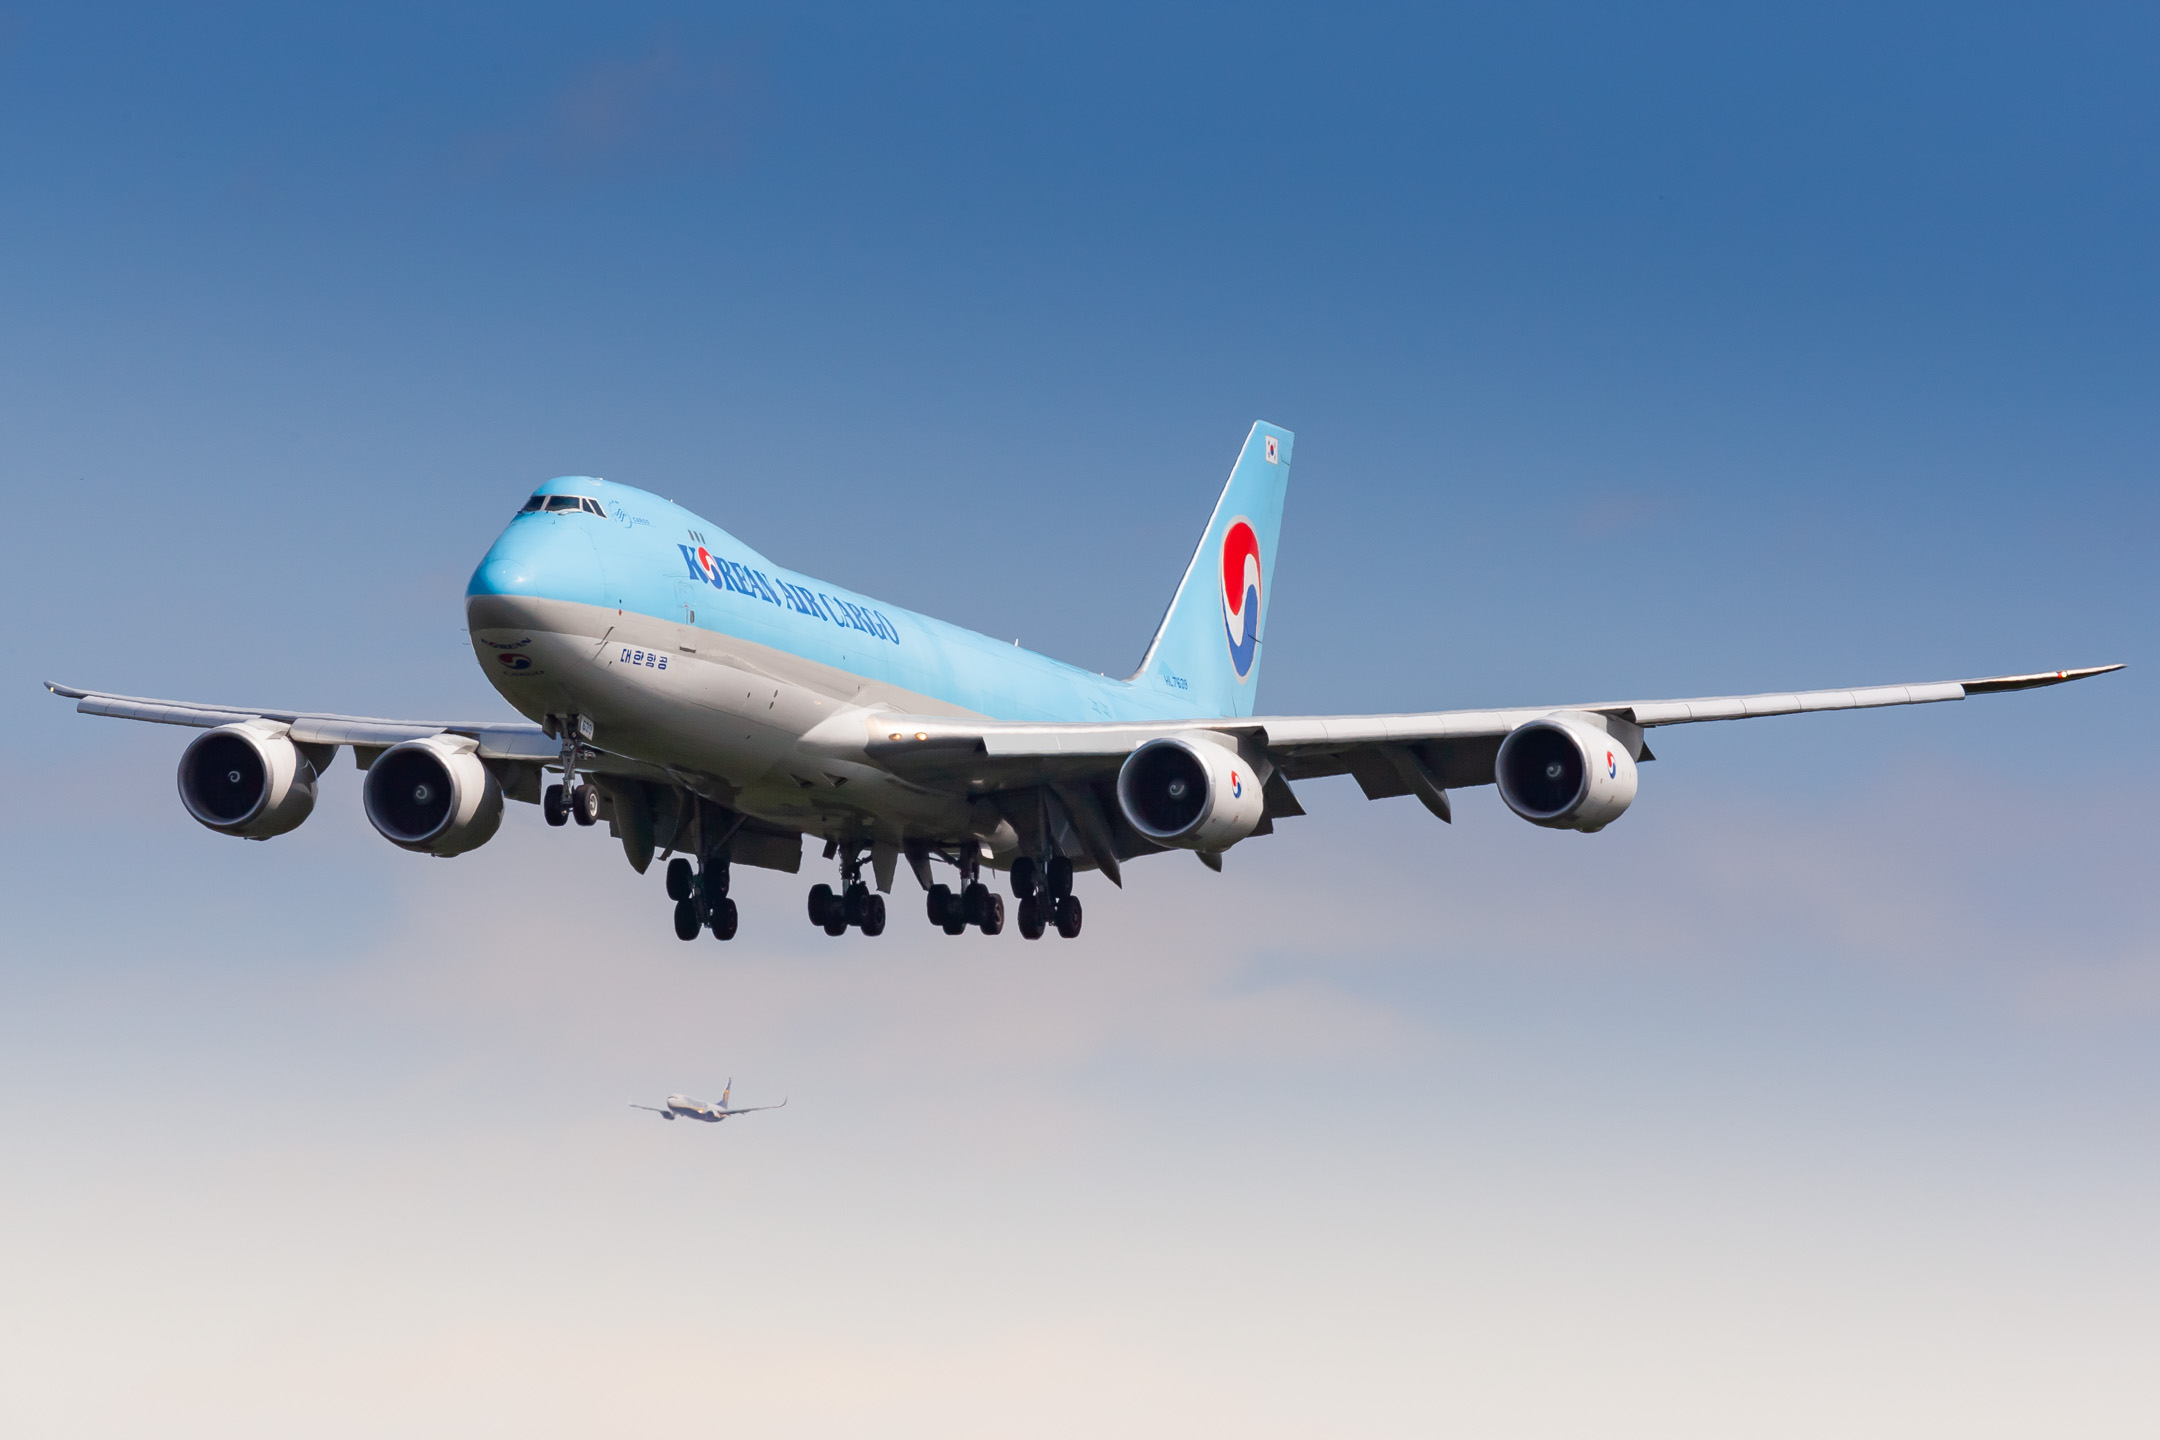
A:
[519,493,605,517]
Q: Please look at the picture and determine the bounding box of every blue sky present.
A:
[3,6,2155,1436]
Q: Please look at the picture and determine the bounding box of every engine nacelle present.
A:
[362,737,503,856]
[178,723,320,838]
[1115,734,1267,851]
[1495,715,1638,832]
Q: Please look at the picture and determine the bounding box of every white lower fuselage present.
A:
[468,592,1013,857]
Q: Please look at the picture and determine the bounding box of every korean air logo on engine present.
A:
[1220,516,1262,682]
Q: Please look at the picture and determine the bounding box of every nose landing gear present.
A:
[543,714,601,828]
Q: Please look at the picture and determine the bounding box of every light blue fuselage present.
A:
[467,477,1206,727]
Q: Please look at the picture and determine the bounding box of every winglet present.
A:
[44,681,88,699]
[1960,664,2124,695]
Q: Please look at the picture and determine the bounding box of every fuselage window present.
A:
[543,495,585,512]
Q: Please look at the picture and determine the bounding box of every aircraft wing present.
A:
[43,682,675,782]
[718,1099,788,1116]
[856,665,2122,870]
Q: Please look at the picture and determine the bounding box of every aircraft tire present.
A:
[962,881,991,926]
[808,883,835,927]
[673,897,701,941]
[666,857,695,901]
[543,784,568,827]
[709,897,738,941]
[823,911,849,937]
[843,882,871,926]
[1010,856,1038,898]
[926,883,952,926]
[1047,855,1073,899]
[942,908,969,936]
[1054,895,1083,939]
[980,892,1005,936]
[571,783,600,826]
[861,894,886,936]
[1017,896,1046,940]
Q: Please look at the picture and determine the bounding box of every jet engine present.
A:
[361,737,503,856]
[1115,735,1266,851]
[1495,715,1638,832]
[177,723,320,839]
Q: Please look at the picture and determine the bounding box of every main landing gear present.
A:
[922,850,1006,937]
[667,854,737,942]
[1009,854,1081,939]
[807,845,886,937]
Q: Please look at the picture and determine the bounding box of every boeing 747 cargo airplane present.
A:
[49,423,2118,942]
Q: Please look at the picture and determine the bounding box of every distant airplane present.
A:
[631,1080,786,1123]
[48,422,2120,942]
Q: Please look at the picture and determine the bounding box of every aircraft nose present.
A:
[466,516,608,610]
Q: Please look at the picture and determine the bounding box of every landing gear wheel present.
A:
[666,857,695,902]
[843,882,871,927]
[823,909,850,937]
[1047,855,1074,899]
[860,893,886,936]
[708,897,738,941]
[980,892,1005,936]
[1010,856,1039,899]
[571,783,601,826]
[543,784,568,827]
[942,903,969,936]
[702,861,729,900]
[1017,896,1046,940]
[962,881,992,927]
[673,897,701,941]
[808,883,836,927]
[1053,895,1083,938]
[926,884,953,927]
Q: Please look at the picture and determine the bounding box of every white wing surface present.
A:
[45,681,558,759]
[849,665,2122,877]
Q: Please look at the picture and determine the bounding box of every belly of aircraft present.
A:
[466,592,988,844]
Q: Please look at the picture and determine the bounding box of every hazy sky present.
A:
[3,5,2155,1437]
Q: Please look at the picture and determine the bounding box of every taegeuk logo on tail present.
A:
[1220,516,1262,682]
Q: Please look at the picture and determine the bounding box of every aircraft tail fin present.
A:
[1127,422,1292,718]
[720,1078,732,1109]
